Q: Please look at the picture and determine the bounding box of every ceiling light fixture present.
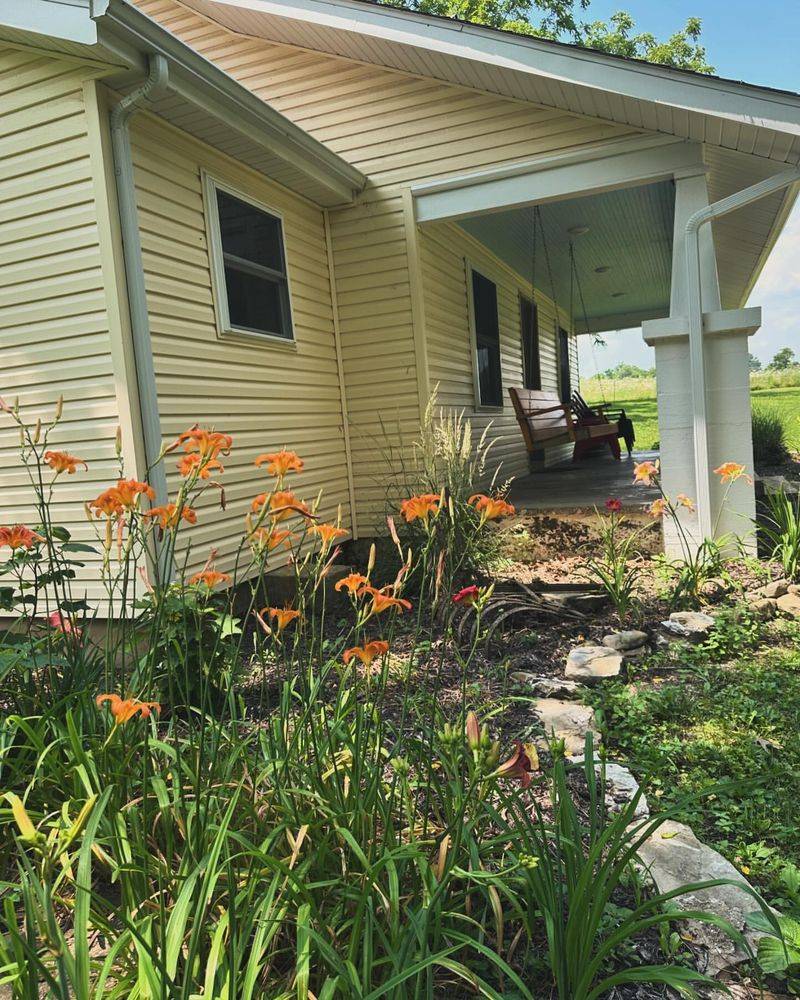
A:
[594,266,610,274]
[568,225,590,236]
[611,291,626,298]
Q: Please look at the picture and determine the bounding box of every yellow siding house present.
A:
[2,0,799,602]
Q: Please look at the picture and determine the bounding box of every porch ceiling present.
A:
[459,181,675,334]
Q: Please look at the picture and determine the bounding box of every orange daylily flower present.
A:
[493,742,536,788]
[311,523,347,549]
[714,462,751,484]
[251,490,312,522]
[144,504,197,530]
[468,494,516,521]
[260,605,301,633]
[334,572,369,595]
[88,479,154,518]
[343,640,389,670]
[358,585,412,615]
[174,427,232,478]
[248,526,295,552]
[399,493,442,523]
[178,453,224,480]
[0,525,43,550]
[189,568,232,589]
[96,693,160,725]
[676,494,696,512]
[254,450,304,478]
[43,451,87,475]
[633,460,660,486]
[648,498,668,517]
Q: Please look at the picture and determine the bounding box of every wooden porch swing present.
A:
[509,207,623,463]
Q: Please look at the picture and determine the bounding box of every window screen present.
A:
[471,270,502,407]
[216,188,293,340]
[519,295,541,390]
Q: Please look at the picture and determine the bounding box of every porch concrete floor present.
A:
[509,450,660,511]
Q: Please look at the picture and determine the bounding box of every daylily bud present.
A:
[104,519,113,551]
[115,426,122,457]
[33,419,42,444]
[54,395,63,422]
[367,542,376,575]
[465,711,480,750]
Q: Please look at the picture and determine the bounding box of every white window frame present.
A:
[202,171,296,348]
[465,260,504,413]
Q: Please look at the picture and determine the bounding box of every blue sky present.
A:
[577,0,799,376]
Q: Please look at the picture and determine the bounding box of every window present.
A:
[558,327,572,403]
[519,295,541,390]
[208,182,293,341]
[470,269,502,407]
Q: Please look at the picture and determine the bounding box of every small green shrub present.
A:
[752,406,789,466]
[760,487,800,581]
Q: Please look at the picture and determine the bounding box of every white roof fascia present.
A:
[95,0,367,204]
[199,0,800,140]
[0,0,98,44]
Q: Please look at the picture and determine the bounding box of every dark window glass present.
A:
[558,327,572,403]
[519,295,541,390]
[471,270,502,407]
[216,189,292,339]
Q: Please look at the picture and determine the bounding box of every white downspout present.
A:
[685,165,800,539]
[109,55,170,509]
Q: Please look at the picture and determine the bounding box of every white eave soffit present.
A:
[186,0,800,150]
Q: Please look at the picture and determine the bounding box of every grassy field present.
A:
[582,377,800,452]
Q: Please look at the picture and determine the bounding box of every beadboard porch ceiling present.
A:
[459,180,675,334]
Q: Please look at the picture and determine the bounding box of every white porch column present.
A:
[643,172,758,556]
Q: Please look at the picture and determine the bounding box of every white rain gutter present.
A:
[109,53,170,518]
[686,165,800,538]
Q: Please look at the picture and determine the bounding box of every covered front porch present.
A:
[510,450,659,510]
[411,134,799,554]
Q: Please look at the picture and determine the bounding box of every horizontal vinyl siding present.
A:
[130,114,351,577]
[421,222,577,482]
[0,50,122,606]
[134,0,623,519]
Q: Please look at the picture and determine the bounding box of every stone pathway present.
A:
[532,698,599,755]
[636,820,765,976]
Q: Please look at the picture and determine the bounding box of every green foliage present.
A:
[506,734,744,999]
[582,504,643,620]
[581,13,713,73]
[590,362,655,380]
[590,617,800,910]
[760,487,800,581]
[0,396,750,996]
[752,405,790,466]
[749,353,763,372]
[770,347,797,371]
[378,0,715,72]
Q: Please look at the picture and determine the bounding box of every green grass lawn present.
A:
[582,380,800,452]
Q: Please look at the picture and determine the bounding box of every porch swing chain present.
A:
[569,241,610,405]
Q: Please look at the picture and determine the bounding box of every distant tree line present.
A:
[750,348,797,372]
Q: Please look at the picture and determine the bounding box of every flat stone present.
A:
[543,591,607,614]
[533,698,600,756]
[777,592,800,619]
[509,672,583,698]
[574,756,649,819]
[660,611,716,642]
[636,820,764,976]
[565,645,623,683]
[789,583,800,595]
[757,579,790,599]
[748,597,778,621]
[602,630,649,652]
